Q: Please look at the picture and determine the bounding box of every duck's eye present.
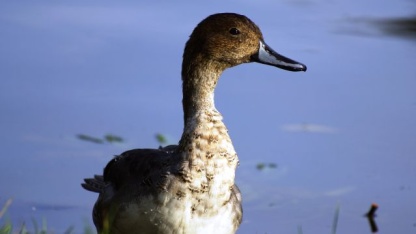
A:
[229,28,240,35]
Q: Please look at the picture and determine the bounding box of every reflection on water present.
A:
[338,15,416,40]
[377,15,416,39]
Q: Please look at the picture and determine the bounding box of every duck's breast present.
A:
[112,191,240,234]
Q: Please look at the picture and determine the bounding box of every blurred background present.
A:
[1,0,415,233]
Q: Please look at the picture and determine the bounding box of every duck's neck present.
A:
[178,58,238,195]
[181,58,220,122]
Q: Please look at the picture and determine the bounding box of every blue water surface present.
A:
[1,1,415,233]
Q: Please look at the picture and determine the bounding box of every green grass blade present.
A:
[64,225,75,234]
[297,224,303,234]
[31,217,39,234]
[331,204,341,234]
[0,222,12,234]
[0,199,13,219]
[18,222,27,234]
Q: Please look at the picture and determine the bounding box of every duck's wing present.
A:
[106,148,180,192]
[82,145,180,194]
[231,184,243,226]
[82,146,181,232]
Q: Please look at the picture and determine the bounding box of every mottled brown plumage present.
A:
[82,13,306,234]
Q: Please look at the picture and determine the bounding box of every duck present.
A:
[82,12,306,234]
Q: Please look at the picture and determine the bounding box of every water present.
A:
[1,1,415,233]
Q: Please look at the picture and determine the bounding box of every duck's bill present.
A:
[251,40,307,72]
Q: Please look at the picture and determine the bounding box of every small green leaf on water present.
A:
[256,162,277,171]
[77,134,104,144]
[256,163,266,171]
[268,163,277,169]
[104,134,124,143]
[155,133,168,145]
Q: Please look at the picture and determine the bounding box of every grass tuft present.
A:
[1,199,94,234]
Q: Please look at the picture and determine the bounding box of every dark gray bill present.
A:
[251,40,307,72]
